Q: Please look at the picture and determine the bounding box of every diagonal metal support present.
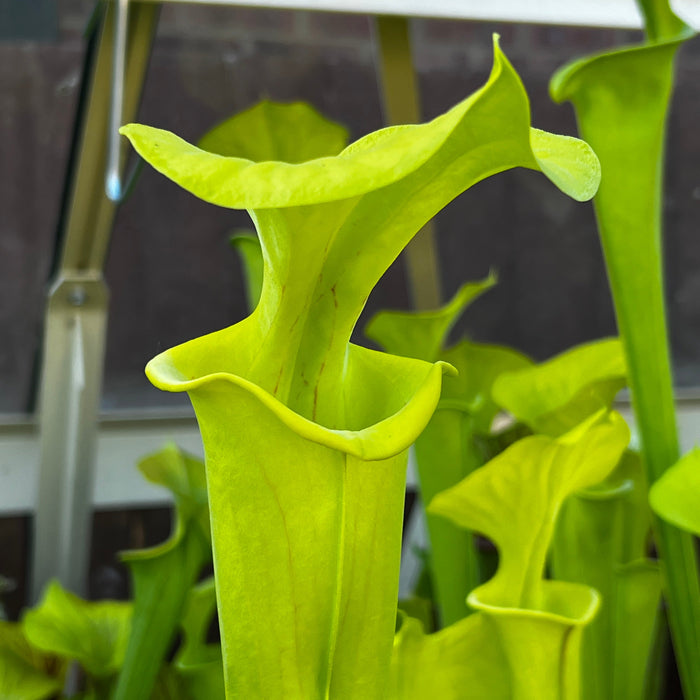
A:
[56,1,159,274]
[373,14,442,310]
[31,1,160,601]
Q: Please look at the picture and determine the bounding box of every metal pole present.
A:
[373,15,442,310]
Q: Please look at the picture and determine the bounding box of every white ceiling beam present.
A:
[136,0,699,30]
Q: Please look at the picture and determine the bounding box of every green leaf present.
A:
[211,102,349,316]
[529,127,601,203]
[175,578,225,700]
[365,274,497,363]
[366,279,530,626]
[0,620,64,678]
[389,612,510,699]
[124,84,597,209]
[650,447,700,536]
[123,38,602,699]
[133,442,210,538]
[176,578,220,669]
[427,411,629,697]
[416,342,532,626]
[113,444,211,700]
[0,652,61,700]
[22,580,131,678]
[431,410,629,609]
[198,99,348,163]
[553,450,653,583]
[550,19,700,696]
[230,230,263,312]
[0,621,63,700]
[613,560,663,700]
[396,598,434,635]
[149,665,196,700]
[440,340,532,435]
[492,337,626,436]
[551,451,661,699]
[635,0,689,41]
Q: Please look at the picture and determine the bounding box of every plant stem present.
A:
[551,25,700,693]
[609,245,700,697]
[636,0,688,42]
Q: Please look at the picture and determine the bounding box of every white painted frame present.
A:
[140,0,700,30]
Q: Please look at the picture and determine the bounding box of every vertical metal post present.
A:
[373,15,442,310]
[32,279,109,599]
[31,1,159,601]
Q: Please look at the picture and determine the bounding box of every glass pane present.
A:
[0,17,82,414]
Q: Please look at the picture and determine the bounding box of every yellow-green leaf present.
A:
[23,581,131,678]
[113,445,211,700]
[650,447,700,536]
[492,337,625,436]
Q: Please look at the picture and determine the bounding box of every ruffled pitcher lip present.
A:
[467,580,601,628]
[146,346,456,463]
[120,36,509,212]
[550,24,694,104]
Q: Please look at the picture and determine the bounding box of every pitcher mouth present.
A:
[146,336,454,462]
[468,579,600,628]
[550,25,694,106]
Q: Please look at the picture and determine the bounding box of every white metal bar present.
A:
[0,413,202,515]
[91,415,204,508]
[56,313,87,580]
[5,398,700,517]
[32,278,108,600]
[131,0,700,30]
[0,422,40,517]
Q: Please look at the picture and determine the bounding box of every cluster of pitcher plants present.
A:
[2,0,700,697]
